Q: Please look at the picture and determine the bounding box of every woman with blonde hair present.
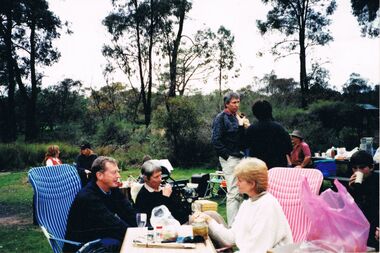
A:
[43,145,62,166]
[192,158,292,253]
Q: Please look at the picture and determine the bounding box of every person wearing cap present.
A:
[289,130,312,168]
[76,142,98,186]
[211,91,250,226]
[134,160,188,225]
[246,99,292,169]
[63,156,137,252]
[348,150,379,250]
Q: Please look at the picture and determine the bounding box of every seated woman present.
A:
[43,145,62,166]
[134,160,188,225]
[192,158,293,253]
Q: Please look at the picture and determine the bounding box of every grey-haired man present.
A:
[211,91,249,226]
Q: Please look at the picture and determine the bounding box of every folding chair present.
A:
[28,164,101,253]
[204,171,227,203]
[268,167,323,242]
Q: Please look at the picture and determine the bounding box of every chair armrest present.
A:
[77,239,104,253]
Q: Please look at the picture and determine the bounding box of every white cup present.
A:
[321,152,326,158]
[314,152,320,157]
[354,171,364,184]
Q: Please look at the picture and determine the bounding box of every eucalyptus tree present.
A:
[103,0,192,126]
[214,26,238,101]
[162,0,192,97]
[351,0,379,37]
[0,0,23,141]
[0,0,63,141]
[257,0,336,108]
[166,28,216,96]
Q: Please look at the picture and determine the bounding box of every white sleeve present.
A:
[46,159,53,166]
[208,219,235,246]
[235,200,288,253]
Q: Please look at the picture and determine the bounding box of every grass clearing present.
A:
[0,167,226,253]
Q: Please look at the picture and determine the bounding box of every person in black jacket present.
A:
[134,160,188,225]
[246,99,292,169]
[211,91,249,226]
[75,142,98,187]
[348,150,379,250]
[63,156,137,252]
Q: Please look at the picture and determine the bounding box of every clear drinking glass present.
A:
[136,213,147,227]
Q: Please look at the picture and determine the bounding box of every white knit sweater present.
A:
[208,192,293,253]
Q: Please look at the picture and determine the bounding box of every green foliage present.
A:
[95,118,132,146]
[154,97,215,166]
[0,142,78,171]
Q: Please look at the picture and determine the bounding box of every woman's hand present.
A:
[191,211,212,224]
[162,184,172,197]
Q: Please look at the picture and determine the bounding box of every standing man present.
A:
[63,156,137,252]
[211,91,249,226]
[246,99,293,169]
[289,130,312,168]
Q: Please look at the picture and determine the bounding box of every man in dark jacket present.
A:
[211,91,249,226]
[63,156,137,252]
[246,99,292,169]
[75,142,98,187]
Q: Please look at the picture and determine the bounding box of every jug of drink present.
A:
[360,137,373,155]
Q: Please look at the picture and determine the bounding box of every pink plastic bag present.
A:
[300,177,370,252]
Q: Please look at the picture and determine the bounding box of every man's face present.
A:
[146,170,162,190]
[96,162,121,191]
[81,148,91,156]
[225,98,240,114]
[291,136,301,145]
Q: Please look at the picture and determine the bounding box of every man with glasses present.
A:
[63,156,137,252]
[348,150,379,250]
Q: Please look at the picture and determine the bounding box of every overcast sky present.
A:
[43,0,380,93]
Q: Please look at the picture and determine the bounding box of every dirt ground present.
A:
[0,203,33,227]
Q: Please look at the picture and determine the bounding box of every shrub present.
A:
[153,97,215,167]
[95,118,131,146]
[0,142,78,171]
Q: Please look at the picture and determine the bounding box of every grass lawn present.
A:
[0,167,226,253]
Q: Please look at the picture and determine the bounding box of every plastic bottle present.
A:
[155,225,163,242]
[147,227,154,243]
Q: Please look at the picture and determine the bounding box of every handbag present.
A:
[300,177,370,252]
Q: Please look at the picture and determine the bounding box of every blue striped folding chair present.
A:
[28,164,101,253]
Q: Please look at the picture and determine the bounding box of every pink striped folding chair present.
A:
[268,167,323,242]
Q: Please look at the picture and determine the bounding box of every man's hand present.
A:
[236,114,250,128]
[162,184,172,197]
[242,117,250,128]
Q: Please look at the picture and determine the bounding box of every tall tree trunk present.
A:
[25,17,38,141]
[299,0,308,108]
[168,3,186,98]
[219,65,223,110]
[145,0,155,128]
[3,7,17,142]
